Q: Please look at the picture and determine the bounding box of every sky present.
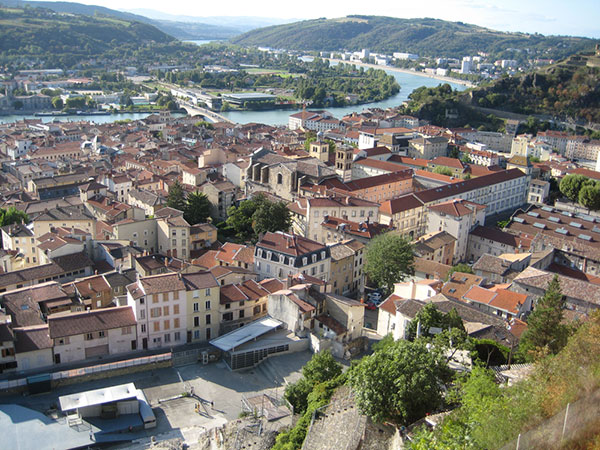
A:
[36,0,600,38]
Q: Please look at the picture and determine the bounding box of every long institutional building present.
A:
[380,168,528,238]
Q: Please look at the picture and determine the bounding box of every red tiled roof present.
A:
[48,306,136,338]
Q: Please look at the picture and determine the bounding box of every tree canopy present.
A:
[364,233,414,293]
[0,207,29,228]
[560,174,588,202]
[183,191,212,225]
[166,180,186,212]
[225,194,291,242]
[349,339,448,425]
[517,275,569,361]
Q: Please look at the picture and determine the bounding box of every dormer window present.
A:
[321,251,326,259]
[302,257,308,266]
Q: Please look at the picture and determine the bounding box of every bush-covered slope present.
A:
[232,16,597,60]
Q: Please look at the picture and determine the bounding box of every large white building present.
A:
[254,231,331,281]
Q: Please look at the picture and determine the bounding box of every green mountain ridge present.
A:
[1,0,240,39]
[231,15,598,60]
[0,5,179,67]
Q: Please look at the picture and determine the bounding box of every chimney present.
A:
[88,282,92,290]
[164,257,169,268]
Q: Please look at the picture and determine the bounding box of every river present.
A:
[0,66,466,126]
[220,69,467,126]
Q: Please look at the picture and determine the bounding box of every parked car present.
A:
[367,292,382,303]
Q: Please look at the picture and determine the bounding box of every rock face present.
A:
[302,386,398,450]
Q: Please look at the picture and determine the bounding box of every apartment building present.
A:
[288,196,379,242]
[254,232,331,282]
[48,306,137,364]
[157,215,190,260]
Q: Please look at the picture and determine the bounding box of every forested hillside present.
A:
[464,52,600,123]
[0,6,181,67]
[232,16,597,60]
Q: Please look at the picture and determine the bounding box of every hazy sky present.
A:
[38,0,600,38]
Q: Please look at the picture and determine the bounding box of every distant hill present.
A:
[463,52,600,123]
[0,6,175,66]
[1,0,241,39]
[231,16,597,60]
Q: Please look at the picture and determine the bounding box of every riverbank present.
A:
[327,59,475,88]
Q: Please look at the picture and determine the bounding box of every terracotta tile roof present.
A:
[316,314,346,335]
[13,324,52,353]
[139,273,186,294]
[379,193,424,215]
[48,306,136,338]
[259,278,285,293]
[74,275,111,298]
[257,231,326,257]
[428,198,484,217]
[414,258,452,280]
[220,280,269,304]
[379,294,402,315]
[429,156,466,169]
[442,272,484,300]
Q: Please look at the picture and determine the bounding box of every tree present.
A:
[184,191,211,225]
[225,194,291,242]
[283,350,342,416]
[166,180,186,211]
[517,275,568,361]
[302,350,342,385]
[364,233,414,293]
[252,199,292,236]
[0,207,29,227]
[407,303,466,340]
[51,96,63,110]
[348,339,448,425]
[559,174,587,202]
[445,263,473,280]
[433,166,453,176]
[578,183,600,211]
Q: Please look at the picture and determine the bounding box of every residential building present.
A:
[219,279,270,334]
[414,231,456,265]
[157,214,190,260]
[288,196,379,242]
[202,180,237,221]
[426,199,486,263]
[48,306,137,364]
[528,179,550,204]
[467,225,529,263]
[254,231,331,281]
[1,223,37,268]
[408,136,448,159]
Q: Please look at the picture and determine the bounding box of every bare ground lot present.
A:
[1,351,314,449]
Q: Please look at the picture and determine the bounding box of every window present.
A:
[172,239,177,246]
[98,331,105,338]
[164,320,170,330]
[153,322,160,332]
[223,312,233,321]
[163,306,169,316]
[140,309,145,319]
[140,297,145,305]
[205,288,211,296]
[152,294,158,304]
[225,303,231,310]
[164,333,171,343]
[174,318,180,328]
[239,310,245,319]
[150,307,161,318]
[141,324,146,333]
[193,290,199,298]
[193,302,199,312]
[206,329,211,340]
[205,300,211,310]
[122,327,132,335]
[194,316,200,327]
[320,264,325,273]
[174,331,181,341]
[173,290,179,300]
[206,314,211,325]
[182,239,186,247]
[174,304,179,314]
[85,333,93,340]
[194,330,200,339]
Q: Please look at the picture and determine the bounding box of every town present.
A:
[0,4,599,450]
[0,93,598,448]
